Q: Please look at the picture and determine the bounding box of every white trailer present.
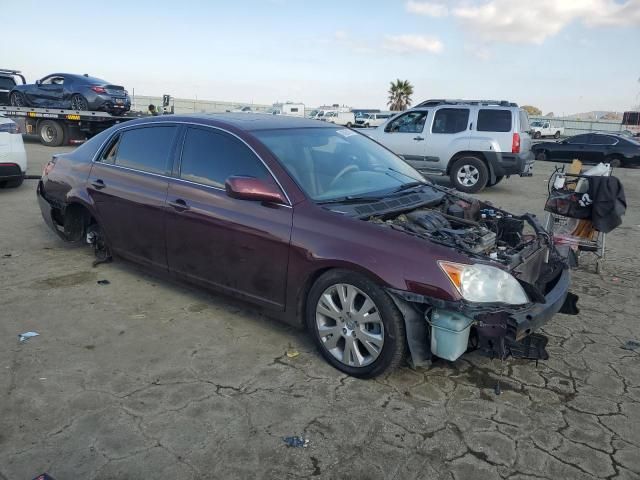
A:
[268,103,305,117]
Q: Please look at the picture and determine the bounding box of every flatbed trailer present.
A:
[0,105,146,147]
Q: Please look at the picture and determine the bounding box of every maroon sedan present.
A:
[37,114,576,377]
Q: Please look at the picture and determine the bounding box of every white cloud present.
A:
[383,34,444,53]
[406,0,449,17]
[406,0,640,44]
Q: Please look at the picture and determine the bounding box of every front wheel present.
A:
[450,156,488,193]
[10,92,26,107]
[306,269,407,378]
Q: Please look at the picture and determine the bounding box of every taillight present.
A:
[43,158,57,176]
[0,122,19,134]
[512,133,521,154]
[91,86,107,93]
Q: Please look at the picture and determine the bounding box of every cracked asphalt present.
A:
[1,139,639,479]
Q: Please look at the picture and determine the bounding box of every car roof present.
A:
[124,113,336,131]
[44,73,108,83]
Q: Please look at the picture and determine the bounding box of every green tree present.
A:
[522,105,542,116]
[387,79,414,111]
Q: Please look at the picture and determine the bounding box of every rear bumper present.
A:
[37,180,60,235]
[486,150,534,177]
[0,162,24,181]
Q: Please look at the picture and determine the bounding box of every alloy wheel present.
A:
[71,95,88,111]
[456,164,480,187]
[315,283,384,368]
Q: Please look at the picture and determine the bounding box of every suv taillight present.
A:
[512,133,521,154]
[91,86,106,93]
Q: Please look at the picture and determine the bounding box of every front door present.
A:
[375,110,430,170]
[87,124,179,268]
[165,126,293,308]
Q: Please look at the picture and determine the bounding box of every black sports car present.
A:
[534,133,640,168]
[9,73,131,115]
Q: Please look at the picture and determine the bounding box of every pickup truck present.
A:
[530,120,564,139]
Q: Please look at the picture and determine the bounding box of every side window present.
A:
[477,109,512,132]
[519,110,530,132]
[385,111,428,133]
[113,126,177,174]
[432,108,469,134]
[99,135,120,164]
[590,135,616,145]
[179,127,269,188]
[566,134,590,145]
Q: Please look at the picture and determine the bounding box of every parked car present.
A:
[355,112,393,128]
[0,69,26,106]
[9,73,131,115]
[365,100,534,193]
[37,113,575,378]
[533,133,640,168]
[530,120,564,139]
[229,106,253,113]
[0,116,27,187]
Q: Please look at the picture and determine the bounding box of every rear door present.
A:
[588,134,617,163]
[165,126,293,308]
[374,110,430,168]
[559,134,592,161]
[88,124,178,268]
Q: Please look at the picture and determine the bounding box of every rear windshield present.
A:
[477,109,512,132]
[0,76,16,90]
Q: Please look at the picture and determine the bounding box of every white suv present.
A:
[365,100,534,193]
[0,116,27,188]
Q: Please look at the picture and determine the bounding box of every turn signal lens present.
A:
[438,261,466,292]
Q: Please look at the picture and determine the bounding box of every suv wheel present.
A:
[306,269,406,378]
[450,156,488,193]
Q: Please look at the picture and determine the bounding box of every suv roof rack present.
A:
[0,69,26,84]
[416,99,519,108]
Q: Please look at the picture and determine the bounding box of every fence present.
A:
[131,95,272,114]
[529,116,627,137]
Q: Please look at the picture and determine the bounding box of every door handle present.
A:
[413,136,425,141]
[91,179,106,189]
[168,199,190,212]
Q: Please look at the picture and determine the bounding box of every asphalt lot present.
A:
[1,138,639,479]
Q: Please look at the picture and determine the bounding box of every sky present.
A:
[2,0,640,114]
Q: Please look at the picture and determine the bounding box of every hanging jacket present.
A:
[585,176,626,233]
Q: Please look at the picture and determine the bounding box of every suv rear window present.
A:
[477,109,512,132]
[432,108,469,134]
[0,76,16,90]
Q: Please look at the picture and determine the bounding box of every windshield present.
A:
[254,127,427,202]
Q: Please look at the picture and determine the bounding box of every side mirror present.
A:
[225,176,287,204]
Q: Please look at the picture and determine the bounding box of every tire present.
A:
[450,156,489,193]
[4,176,24,188]
[10,91,26,107]
[38,120,64,147]
[346,122,352,128]
[364,123,370,128]
[70,94,89,111]
[534,131,542,139]
[535,150,547,162]
[487,175,504,187]
[605,156,623,168]
[306,269,407,378]
[554,131,561,139]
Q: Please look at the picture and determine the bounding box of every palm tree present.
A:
[387,79,414,111]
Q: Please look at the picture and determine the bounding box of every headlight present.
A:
[438,261,529,305]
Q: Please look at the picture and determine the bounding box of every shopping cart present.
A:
[544,160,611,274]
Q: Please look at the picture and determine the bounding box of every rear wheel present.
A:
[38,120,64,147]
[554,131,561,139]
[535,150,548,161]
[306,269,406,378]
[70,94,89,111]
[346,122,353,128]
[534,131,542,139]
[10,92,26,107]
[450,156,488,193]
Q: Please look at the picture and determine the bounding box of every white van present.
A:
[355,112,393,128]
[325,111,355,127]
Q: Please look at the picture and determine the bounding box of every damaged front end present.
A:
[360,186,580,365]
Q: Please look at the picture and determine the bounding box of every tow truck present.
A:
[0,68,164,147]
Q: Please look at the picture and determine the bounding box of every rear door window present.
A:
[432,108,469,134]
[179,127,269,188]
[384,111,429,133]
[566,134,591,145]
[477,109,512,132]
[589,135,616,145]
[113,126,177,174]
